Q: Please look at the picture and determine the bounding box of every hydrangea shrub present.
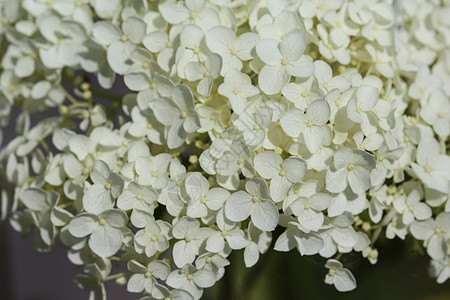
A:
[1,0,450,299]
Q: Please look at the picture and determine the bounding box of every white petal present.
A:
[307,100,330,125]
[298,209,323,232]
[258,65,288,95]
[101,209,128,228]
[279,30,306,61]
[153,98,180,126]
[21,188,48,211]
[83,185,113,214]
[173,240,196,267]
[107,41,134,75]
[89,226,123,257]
[326,168,348,193]
[270,175,291,203]
[347,166,371,194]
[286,55,314,78]
[92,21,120,45]
[333,269,357,292]
[280,108,306,137]
[256,39,281,65]
[91,160,110,185]
[206,232,225,253]
[206,26,235,55]
[205,188,229,210]
[251,200,279,231]
[122,17,146,44]
[409,219,434,240]
[245,178,270,200]
[127,274,146,293]
[225,191,252,222]
[282,157,307,182]
[124,72,151,91]
[68,213,98,238]
[244,242,260,267]
[357,85,379,111]
[193,269,216,288]
[15,56,35,78]
[254,151,282,179]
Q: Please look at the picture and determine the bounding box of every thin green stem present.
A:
[59,85,78,104]
[39,139,51,153]
[104,271,131,281]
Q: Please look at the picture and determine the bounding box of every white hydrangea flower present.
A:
[319,212,359,257]
[280,99,331,153]
[172,216,213,268]
[393,189,432,225]
[127,260,171,294]
[20,188,68,247]
[218,69,259,114]
[92,17,146,74]
[257,30,314,95]
[205,26,259,76]
[139,284,194,300]
[420,89,450,138]
[128,106,165,145]
[289,193,331,232]
[83,160,124,214]
[274,223,324,256]
[243,222,272,268]
[429,256,450,284]
[324,259,357,292]
[134,153,172,189]
[143,27,180,72]
[166,264,216,299]
[254,151,307,203]
[68,209,128,258]
[185,53,222,96]
[225,178,279,232]
[410,212,450,260]
[232,106,273,147]
[159,0,220,31]
[185,172,229,218]
[206,209,248,253]
[326,147,376,194]
[153,84,201,149]
[134,219,172,257]
[411,137,450,194]
[117,182,158,226]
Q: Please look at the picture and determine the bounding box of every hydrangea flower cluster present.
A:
[1,0,450,298]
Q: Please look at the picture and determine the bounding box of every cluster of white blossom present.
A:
[0,0,449,298]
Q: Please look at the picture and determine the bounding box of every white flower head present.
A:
[254,151,307,202]
[324,259,357,292]
[257,30,314,95]
[225,178,279,231]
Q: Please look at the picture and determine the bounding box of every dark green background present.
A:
[205,236,450,300]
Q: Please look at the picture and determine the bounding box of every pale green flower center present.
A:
[105,182,113,190]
